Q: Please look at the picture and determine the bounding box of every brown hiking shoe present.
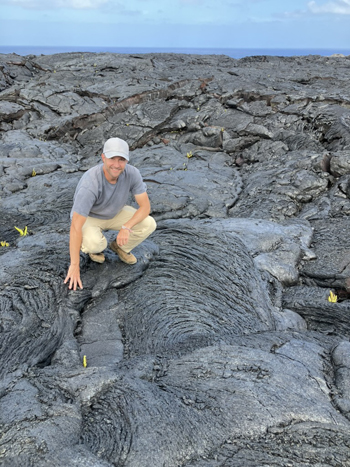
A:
[110,240,137,264]
[89,252,105,263]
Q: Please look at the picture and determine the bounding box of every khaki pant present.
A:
[81,206,156,254]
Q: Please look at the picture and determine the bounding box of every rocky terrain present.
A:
[1,50,350,466]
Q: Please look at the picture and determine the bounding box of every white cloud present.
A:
[2,0,110,9]
[308,0,350,14]
[178,0,204,3]
[66,0,109,7]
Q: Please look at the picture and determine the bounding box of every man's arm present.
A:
[64,212,87,290]
[117,192,151,247]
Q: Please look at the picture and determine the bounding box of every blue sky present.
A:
[0,0,349,50]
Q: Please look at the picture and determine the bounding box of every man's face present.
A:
[102,154,128,182]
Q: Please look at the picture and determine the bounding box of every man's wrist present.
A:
[121,225,133,233]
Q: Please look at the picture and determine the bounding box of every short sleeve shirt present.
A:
[71,164,147,220]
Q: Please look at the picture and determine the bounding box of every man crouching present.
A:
[64,137,156,291]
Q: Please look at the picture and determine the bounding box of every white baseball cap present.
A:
[103,137,129,161]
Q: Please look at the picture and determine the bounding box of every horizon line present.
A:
[1,45,350,50]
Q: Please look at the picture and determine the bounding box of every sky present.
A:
[0,0,350,50]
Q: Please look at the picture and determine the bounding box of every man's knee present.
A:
[147,216,157,235]
[81,230,108,254]
[132,215,156,239]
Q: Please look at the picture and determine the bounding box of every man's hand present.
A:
[65,212,86,291]
[117,227,130,246]
[64,264,83,290]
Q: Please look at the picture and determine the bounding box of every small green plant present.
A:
[187,151,193,158]
[0,241,9,247]
[328,290,337,303]
[32,169,36,176]
[14,226,28,236]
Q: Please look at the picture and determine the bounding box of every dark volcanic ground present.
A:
[1,51,350,466]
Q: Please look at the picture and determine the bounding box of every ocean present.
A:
[1,45,350,59]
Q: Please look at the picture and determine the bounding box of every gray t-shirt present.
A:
[71,163,147,220]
